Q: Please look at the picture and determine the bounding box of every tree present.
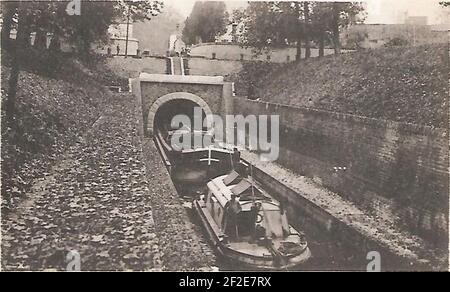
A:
[292,2,304,61]
[237,2,305,60]
[310,2,332,57]
[345,30,368,50]
[237,1,365,60]
[30,1,61,50]
[229,7,247,44]
[329,2,365,54]
[62,1,117,59]
[182,1,228,45]
[116,0,163,21]
[303,1,311,59]
[3,0,162,125]
[1,1,18,50]
[5,1,34,126]
[16,0,162,57]
[4,0,108,124]
[116,0,163,57]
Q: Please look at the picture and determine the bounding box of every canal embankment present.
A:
[241,150,446,271]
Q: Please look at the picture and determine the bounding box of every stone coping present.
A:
[139,73,225,85]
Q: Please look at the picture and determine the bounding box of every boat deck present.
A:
[228,242,271,257]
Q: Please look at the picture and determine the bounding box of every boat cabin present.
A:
[206,171,291,242]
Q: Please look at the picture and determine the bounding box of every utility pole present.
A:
[295,1,302,62]
[125,8,130,58]
[304,1,311,59]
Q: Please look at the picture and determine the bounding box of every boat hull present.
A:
[171,159,234,186]
[193,199,311,271]
[155,130,238,188]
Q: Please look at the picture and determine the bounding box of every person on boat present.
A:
[279,201,291,237]
[224,194,242,240]
[232,147,240,164]
[249,202,263,242]
[254,224,266,242]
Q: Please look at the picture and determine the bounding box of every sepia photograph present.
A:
[0,0,448,276]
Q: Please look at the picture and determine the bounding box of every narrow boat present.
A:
[194,170,311,270]
[154,127,240,191]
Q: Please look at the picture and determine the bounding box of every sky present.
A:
[161,0,449,25]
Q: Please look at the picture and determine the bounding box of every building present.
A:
[342,17,447,49]
[7,21,140,56]
[98,23,139,56]
[405,16,428,25]
[215,21,246,44]
[168,24,186,56]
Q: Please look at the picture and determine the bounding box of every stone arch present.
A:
[147,92,213,135]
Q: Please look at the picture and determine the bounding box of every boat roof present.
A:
[223,170,240,186]
[207,175,234,207]
[231,179,252,196]
[207,173,275,209]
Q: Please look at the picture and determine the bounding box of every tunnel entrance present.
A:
[147,92,213,136]
[154,99,206,134]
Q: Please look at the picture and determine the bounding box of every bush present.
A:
[225,61,284,99]
[384,37,409,47]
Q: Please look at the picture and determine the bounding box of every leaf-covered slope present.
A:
[1,51,115,212]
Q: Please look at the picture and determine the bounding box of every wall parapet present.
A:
[234,96,448,138]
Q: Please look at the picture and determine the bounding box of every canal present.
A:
[168,160,370,271]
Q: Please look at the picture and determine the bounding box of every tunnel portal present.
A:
[147,92,213,136]
[154,98,207,134]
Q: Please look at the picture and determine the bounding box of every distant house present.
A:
[99,23,139,56]
[168,24,186,56]
[405,16,428,26]
[215,21,246,44]
[6,21,139,56]
[342,18,448,49]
